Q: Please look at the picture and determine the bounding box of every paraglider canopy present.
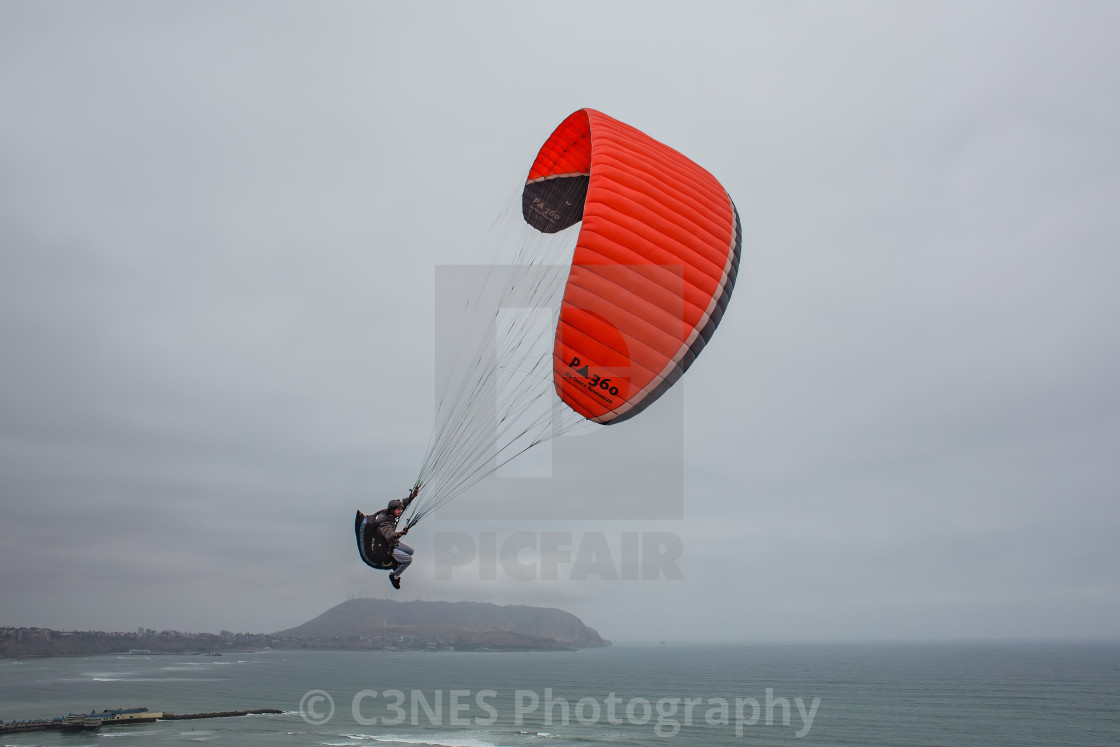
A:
[525,109,741,424]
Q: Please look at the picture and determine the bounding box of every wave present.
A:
[174,730,214,740]
[337,733,526,747]
[96,728,160,738]
[91,676,227,682]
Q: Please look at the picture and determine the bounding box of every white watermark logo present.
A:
[434,264,685,521]
[299,689,335,726]
[298,687,821,738]
[434,531,685,581]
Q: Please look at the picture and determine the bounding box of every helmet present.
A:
[387,499,404,511]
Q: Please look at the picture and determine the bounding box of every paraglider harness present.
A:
[354,487,419,571]
[354,510,400,570]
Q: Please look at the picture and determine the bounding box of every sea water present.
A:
[1,643,1118,746]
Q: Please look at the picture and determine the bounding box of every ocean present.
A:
[1,643,1117,746]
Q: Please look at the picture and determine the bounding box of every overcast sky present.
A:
[2,1,1117,642]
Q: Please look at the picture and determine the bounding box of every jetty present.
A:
[163,708,282,720]
[0,707,282,736]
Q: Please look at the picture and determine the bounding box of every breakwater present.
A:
[163,709,282,720]
[0,708,282,735]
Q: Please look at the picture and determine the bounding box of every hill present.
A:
[274,599,610,649]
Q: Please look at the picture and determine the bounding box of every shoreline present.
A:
[0,643,591,661]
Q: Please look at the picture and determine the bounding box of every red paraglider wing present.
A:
[523,109,741,424]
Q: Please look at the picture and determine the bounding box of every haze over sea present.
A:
[1,642,1117,746]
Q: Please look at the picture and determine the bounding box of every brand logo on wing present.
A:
[530,197,562,222]
[566,356,620,401]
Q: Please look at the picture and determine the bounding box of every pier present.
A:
[0,707,282,736]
